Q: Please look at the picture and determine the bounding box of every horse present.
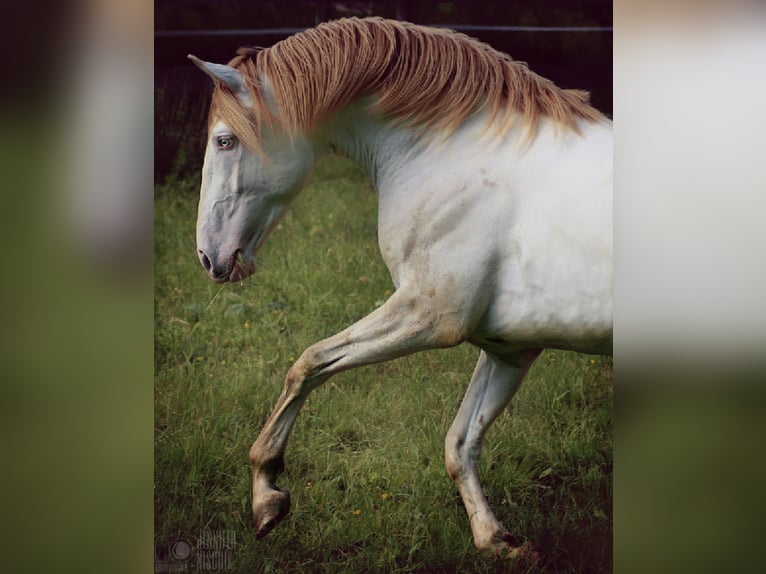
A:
[188,16,612,557]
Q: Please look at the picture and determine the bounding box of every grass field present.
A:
[154,157,613,573]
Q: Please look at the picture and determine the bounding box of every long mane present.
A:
[210,17,606,154]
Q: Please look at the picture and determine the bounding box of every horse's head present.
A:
[189,56,314,283]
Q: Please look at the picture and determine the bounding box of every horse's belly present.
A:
[474,298,613,356]
[474,227,613,355]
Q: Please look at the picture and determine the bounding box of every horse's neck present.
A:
[314,102,612,196]
[314,102,421,191]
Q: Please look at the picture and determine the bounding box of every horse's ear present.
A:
[188,54,250,103]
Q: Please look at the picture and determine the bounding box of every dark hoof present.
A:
[504,540,541,562]
[484,530,541,562]
[254,487,291,539]
[498,530,522,547]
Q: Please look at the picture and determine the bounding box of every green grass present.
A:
[154,157,612,573]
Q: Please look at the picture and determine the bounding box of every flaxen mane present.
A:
[209,17,606,154]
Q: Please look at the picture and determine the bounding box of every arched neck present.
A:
[312,101,422,192]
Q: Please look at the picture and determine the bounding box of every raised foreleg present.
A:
[445,349,540,557]
[249,289,464,539]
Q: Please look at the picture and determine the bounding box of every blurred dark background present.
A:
[155,0,612,182]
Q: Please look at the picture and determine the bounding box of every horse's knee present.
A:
[284,363,305,394]
[286,345,333,391]
[444,430,466,481]
[284,347,320,394]
[445,425,484,482]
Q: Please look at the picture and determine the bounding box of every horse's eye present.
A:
[217,136,235,150]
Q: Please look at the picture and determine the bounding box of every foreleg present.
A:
[250,289,463,538]
[444,349,540,556]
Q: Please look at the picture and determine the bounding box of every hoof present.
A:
[480,531,541,563]
[502,540,540,563]
[254,487,291,539]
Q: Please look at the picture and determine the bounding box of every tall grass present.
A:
[154,157,612,573]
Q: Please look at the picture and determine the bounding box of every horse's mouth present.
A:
[226,231,262,282]
[202,231,261,283]
[228,250,256,282]
[205,249,255,284]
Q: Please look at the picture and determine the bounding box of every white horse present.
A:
[189,17,611,557]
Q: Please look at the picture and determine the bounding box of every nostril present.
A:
[198,249,212,272]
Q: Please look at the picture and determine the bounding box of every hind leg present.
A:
[444,349,540,556]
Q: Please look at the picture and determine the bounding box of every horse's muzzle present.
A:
[198,248,255,283]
